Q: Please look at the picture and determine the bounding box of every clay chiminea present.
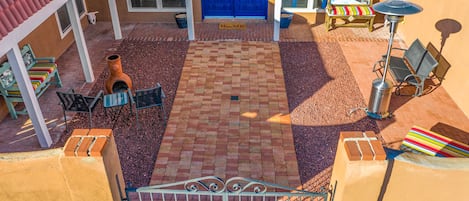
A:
[105,55,132,93]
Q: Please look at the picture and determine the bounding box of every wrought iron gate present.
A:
[123,176,331,201]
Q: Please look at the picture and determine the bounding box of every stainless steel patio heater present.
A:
[366,0,422,119]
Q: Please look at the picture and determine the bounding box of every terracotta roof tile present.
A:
[0,0,51,40]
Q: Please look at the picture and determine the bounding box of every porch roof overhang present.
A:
[0,0,93,148]
[0,0,67,56]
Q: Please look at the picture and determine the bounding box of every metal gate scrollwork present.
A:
[123,176,331,201]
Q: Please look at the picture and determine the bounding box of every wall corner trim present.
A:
[340,131,387,161]
[64,129,112,157]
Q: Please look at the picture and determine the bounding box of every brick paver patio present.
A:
[150,41,301,188]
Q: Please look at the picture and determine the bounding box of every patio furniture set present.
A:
[325,0,440,97]
[0,47,165,130]
[57,83,166,131]
[324,0,462,156]
[372,39,439,97]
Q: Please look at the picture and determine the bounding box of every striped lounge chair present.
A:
[401,126,469,158]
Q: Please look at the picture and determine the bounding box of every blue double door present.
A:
[202,0,267,19]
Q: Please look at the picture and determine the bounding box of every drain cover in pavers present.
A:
[230,95,239,101]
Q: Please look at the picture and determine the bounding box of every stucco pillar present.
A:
[6,47,51,147]
[185,0,195,40]
[66,0,95,82]
[63,129,126,201]
[273,0,282,41]
[0,129,125,201]
[108,0,123,40]
[329,131,388,201]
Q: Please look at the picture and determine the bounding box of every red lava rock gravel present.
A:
[55,39,378,190]
[279,42,378,189]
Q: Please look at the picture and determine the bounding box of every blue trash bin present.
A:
[321,0,328,9]
[175,13,187,29]
[280,12,293,29]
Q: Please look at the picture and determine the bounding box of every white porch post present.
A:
[108,0,123,40]
[186,0,195,40]
[7,47,52,148]
[66,0,95,82]
[273,0,282,41]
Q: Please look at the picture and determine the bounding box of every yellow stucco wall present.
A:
[329,134,388,201]
[87,0,193,22]
[332,152,469,201]
[86,0,324,24]
[20,13,89,58]
[397,0,469,117]
[0,149,113,200]
[87,0,276,23]
[383,153,469,201]
[0,129,125,201]
[331,131,469,201]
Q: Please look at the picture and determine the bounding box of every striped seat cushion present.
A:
[28,71,49,82]
[7,81,42,96]
[401,126,469,157]
[6,71,49,95]
[329,6,375,16]
[29,62,57,73]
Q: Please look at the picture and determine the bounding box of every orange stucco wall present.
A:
[331,131,469,201]
[383,153,469,201]
[0,129,125,201]
[395,0,469,117]
[87,0,277,23]
[87,0,196,23]
[329,132,388,201]
[20,13,89,58]
[0,149,115,200]
[87,0,323,25]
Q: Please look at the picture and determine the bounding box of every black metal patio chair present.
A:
[131,83,166,129]
[56,89,103,130]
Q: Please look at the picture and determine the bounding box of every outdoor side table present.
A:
[103,91,131,128]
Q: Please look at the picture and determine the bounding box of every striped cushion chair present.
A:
[329,5,375,16]
[401,126,469,157]
[325,4,376,32]
[6,70,50,96]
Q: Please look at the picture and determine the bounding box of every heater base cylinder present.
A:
[368,78,393,116]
